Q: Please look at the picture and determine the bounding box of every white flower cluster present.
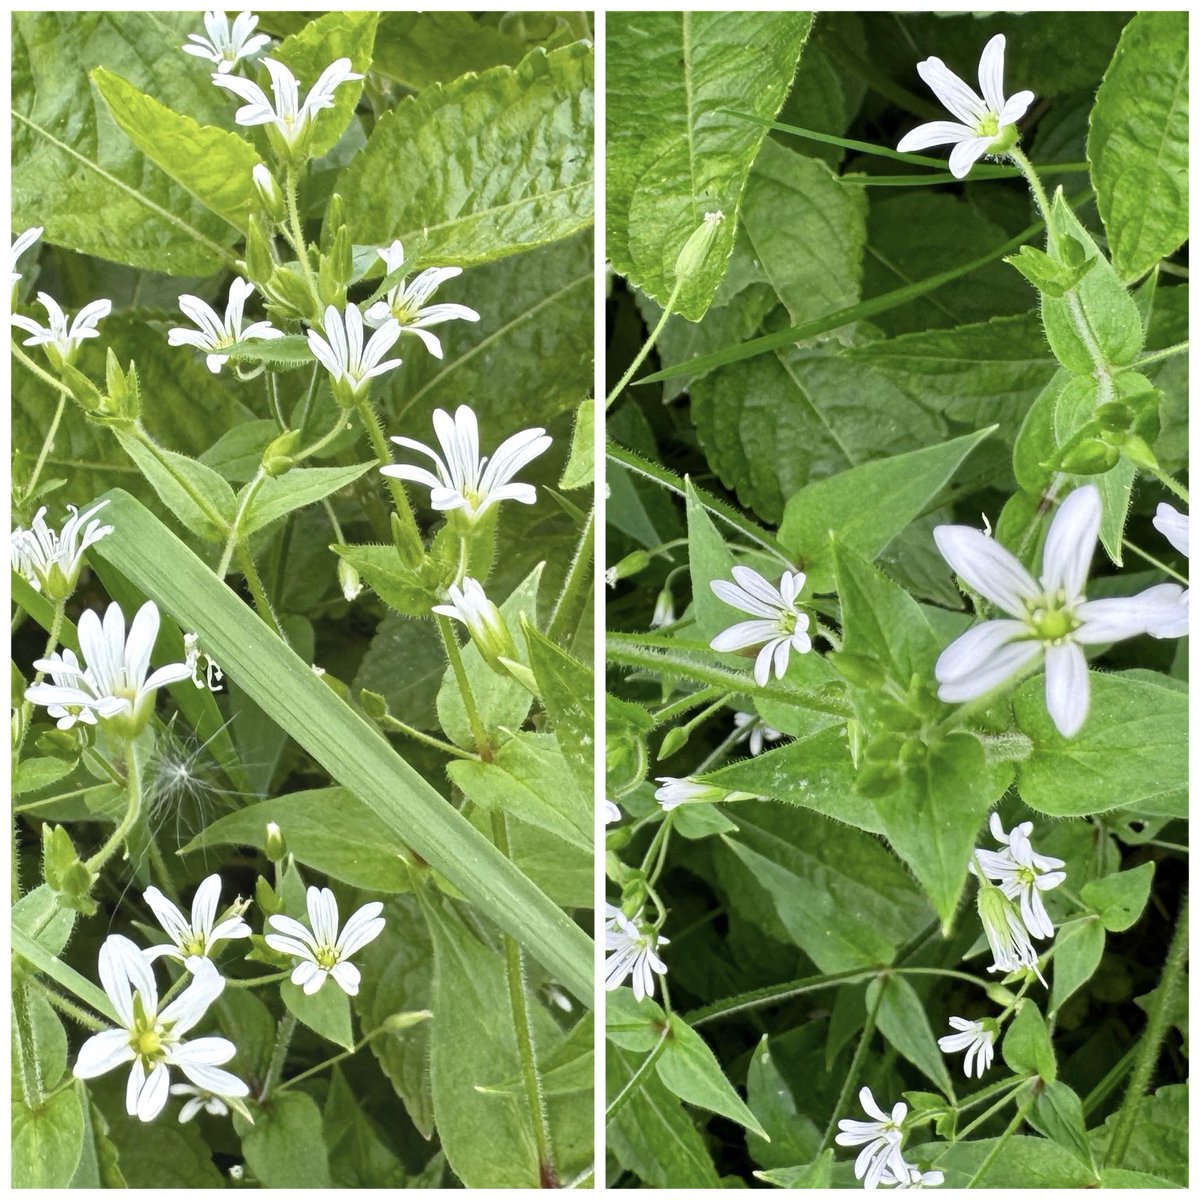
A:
[836,1086,943,1190]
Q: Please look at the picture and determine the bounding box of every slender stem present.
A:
[1120,537,1188,584]
[296,412,351,463]
[606,1023,671,1122]
[226,970,292,990]
[1009,147,1053,228]
[260,1011,298,1101]
[217,468,267,579]
[966,1096,1030,1188]
[1133,340,1189,369]
[15,600,65,764]
[274,1023,393,1093]
[24,392,67,502]
[819,981,884,1153]
[354,397,422,555]
[266,371,287,430]
[1144,462,1190,505]
[952,1078,1024,1142]
[545,509,594,646]
[650,686,724,729]
[13,983,44,1109]
[436,615,490,757]
[605,275,684,409]
[11,341,74,396]
[283,167,320,301]
[30,978,108,1032]
[1106,893,1188,1168]
[692,724,748,775]
[492,809,555,1184]
[236,544,286,640]
[86,740,142,875]
[377,711,479,760]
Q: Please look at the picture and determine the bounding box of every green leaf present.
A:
[221,335,315,368]
[1080,861,1155,932]
[606,12,813,320]
[1088,12,1188,281]
[282,978,355,1051]
[240,463,374,538]
[332,543,433,616]
[1002,1002,1057,1081]
[424,897,539,1187]
[12,1057,84,1187]
[868,975,955,1098]
[1015,671,1186,818]
[323,1067,407,1187]
[746,1035,821,1169]
[757,1151,834,1188]
[740,139,867,328]
[1090,1083,1187,1187]
[90,67,264,232]
[935,1132,1097,1188]
[1050,918,1105,1013]
[1040,190,1144,373]
[341,44,593,264]
[1029,1080,1096,1175]
[272,11,377,159]
[371,12,528,89]
[238,1092,332,1189]
[14,755,76,796]
[91,491,591,1002]
[656,1013,768,1138]
[685,477,737,644]
[13,12,237,275]
[524,626,593,797]
[182,788,414,893]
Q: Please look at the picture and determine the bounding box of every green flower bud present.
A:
[338,558,363,602]
[673,210,724,283]
[605,550,651,587]
[251,164,286,223]
[264,821,288,863]
[262,429,301,477]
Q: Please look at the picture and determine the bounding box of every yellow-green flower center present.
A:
[314,945,339,970]
[132,1026,163,1059]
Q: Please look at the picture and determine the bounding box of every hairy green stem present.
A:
[966,1095,1030,1188]
[354,397,422,553]
[283,167,320,301]
[86,740,142,876]
[15,599,66,765]
[650,686,724,729]
[31,978,108,1032]
[377,710,478,760]
[24,392,68,504]
[260,1011,298,1101]
[275,1022,395,1093]
[606,1022,671,1123]
[545,509,594,647]
[437,615,490,758]
[1120,537,1188,584]
[1133,340,1189,369]
[819,981,884,1153]
[13,982,44,1109]
[236,544,287,640]
[217,468,267,579]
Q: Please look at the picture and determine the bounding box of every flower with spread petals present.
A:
[73,936,247,1123]
[976,877,1044,984]
[934,485,1186,737]
[897,34,1034,179]
[383,404,552,524]
[11,226,42,288]
[26,601,192,738]
[431,577,516,668]
[654,776,757,812]
[182,11,269,73]
[733,711,784,756]
[363,240,479,359]
[212,56,362,157]
[12,292,111,369]
[710,566,811,687]
[265,886,385,996]
[307,304,402,405]
[604,905,668,1002]
[1149,503,1189,638]
[143,875,251,965]
[11,501,112,601]
[883,1161,945,1190]
[971,813,1065,939]
[32,649,100,732]
[835,1086,909,1190]
[168,278,283,374]
[937,1016,996,1079]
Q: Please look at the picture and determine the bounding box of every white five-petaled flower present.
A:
[182,11,270,73]
[383,404,552,523]
[12,291,112,367]
[883,1161,945,1190]
[363,240,480,359]
[733,711,784,757]
[167,277,283,374]
[11,226,42,288]
[604,799,622,824]
[934,485,1186,737]
[142,874,251,965]
[1150,503,1189,638]
[265,886,385,996]
[835,1086,909,1190]
[32,649,99,732]
[171,1083,232,1123]
[604,905,669,1002]
[975,878,1044,984]
[897,34,1035,179]
[26,601,192,738]
[73,937,247,1123]
[306,304,402,403]
[709,565,812,687]
[10,501,112,601]
[212,56,362,154]
[937,1016,996,1079]
[431,577,515,665]
[183,632,224,693]
[971,813,1065,940]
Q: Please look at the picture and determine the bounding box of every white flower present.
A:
[72,936,247,1123]
[182,11,270,73]
[1149,503,1189,638]
[264,886,385,996]
[883,1161,945,1190]
[363,240,479,359]
[12,291,111,367]
[212,56,362,154]
[897,34,1035,179]
[25,601,192,738]
[167,278,283,374]
[306,304,402,403]
[650,588,675,629]
[604,799,622,824]
[11,225,42,288]
[709,565,811,687]
[383,404,552,523]
[183,632,224,693]
[604,906,668,1002]
[733,711,784,756]
[835,1086,909,1190]
[431,577,515,665]
[937,1016,996,1079]
[934,485,1186,737]
[170,1083,231,1122]
[653,776,756,812]
[971,813,1065,939]
[11,501,112,600]
[142,874,251,965]
[31,649,99,732]
[976,880,1044,984]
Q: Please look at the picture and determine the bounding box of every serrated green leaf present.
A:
[606,12,813,321]
[1090,1083,1187,1187]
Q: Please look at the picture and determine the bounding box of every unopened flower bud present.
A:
[673,210,724,283]
[262,429,300,477]
[605,550,651,587]
[251,163,286,223]
[657,726,689,760]
[432,578,517,672]
[338,559,363,602]
[264,821,287,863]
